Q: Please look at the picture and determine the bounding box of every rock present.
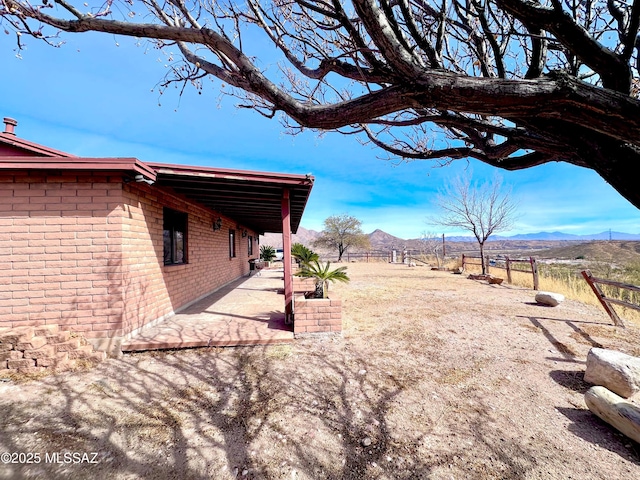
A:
[361,437,372,447]
[584,348,640,398]
[584,386,640,443]
[467,274,490,281]
[535,291,564,307]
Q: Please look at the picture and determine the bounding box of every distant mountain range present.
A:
[484,231,640,241]
[260,228,640,249]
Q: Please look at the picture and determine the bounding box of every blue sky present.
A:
[2,31,639,239]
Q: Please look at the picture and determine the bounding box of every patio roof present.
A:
[147,162,314,234]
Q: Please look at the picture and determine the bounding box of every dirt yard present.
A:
[1,263,639,479]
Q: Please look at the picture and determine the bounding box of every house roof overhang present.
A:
[147,162,314,234]
[0,156,314,235]
[0,156,158,181]
[0,132,76,157]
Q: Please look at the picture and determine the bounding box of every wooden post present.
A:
[505,256,512,284]
[461,254,465,270]
[282,189,293,324]
[442,234,446,257]
[582,270,624,327]
[530,257,539,290]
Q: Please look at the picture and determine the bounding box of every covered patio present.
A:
[117,163,313,352]
[121,268,292,351]
[147,162,314,326]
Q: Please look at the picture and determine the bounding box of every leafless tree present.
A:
[2,0,640,207]
[420,231,444,268]
[433,174,517,274]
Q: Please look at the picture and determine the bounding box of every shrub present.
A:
[260,245,277,262]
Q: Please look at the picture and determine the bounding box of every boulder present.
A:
[584,386,640,443]
[468,274,490,281]
[535,291,564,307]
[584,348,640,398]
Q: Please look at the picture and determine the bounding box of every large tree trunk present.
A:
[479,242,486,275]
[586,142,640,211]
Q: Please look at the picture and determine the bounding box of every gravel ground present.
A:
[1,262,639,479]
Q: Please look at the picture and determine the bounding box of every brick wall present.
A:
[120,183,258,337]
[0,171,125,352]
[292,276,318,293]
[293,295,342,335]
[0,172,258,353]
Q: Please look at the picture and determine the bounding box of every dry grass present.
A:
[0,357,103,384]
[507,269,640,327]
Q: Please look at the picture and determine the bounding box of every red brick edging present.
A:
[293,295,342,335]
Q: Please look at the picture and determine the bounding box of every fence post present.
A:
[530,257,539,290]
[461,254,465,270]
[505,256,512,284]
[581,270,624,327]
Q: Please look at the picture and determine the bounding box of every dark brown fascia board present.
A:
[0,156,157,181]
[0,133,76,158]
[148,162,315,187]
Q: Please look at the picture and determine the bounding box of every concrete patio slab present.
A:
[121,268,293,352]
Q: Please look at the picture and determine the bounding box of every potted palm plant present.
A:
[291,243,319,268]
[295,260,349,298]
[260,245,277,267]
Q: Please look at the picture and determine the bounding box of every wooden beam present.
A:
[581,270,624,327]
[282,188,294,324]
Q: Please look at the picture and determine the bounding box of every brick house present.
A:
[0,117,313,354]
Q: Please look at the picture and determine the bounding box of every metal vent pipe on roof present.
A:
[3,117,17,135]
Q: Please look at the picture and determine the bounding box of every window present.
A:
[248,236,253,256]
[163,207,187,265]
[229,229,236,258]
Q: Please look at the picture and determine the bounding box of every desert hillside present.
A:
[536,241,640,265]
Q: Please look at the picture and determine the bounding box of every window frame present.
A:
[163,207,188,266]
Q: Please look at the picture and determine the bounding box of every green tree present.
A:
[295,260,349,298]
[314,215,370,262]
[433,174,517,274]
[3,1,640,207]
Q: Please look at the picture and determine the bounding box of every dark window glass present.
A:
[248,236,253,256]
[163,207,188,265]
[229,229,236,258]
